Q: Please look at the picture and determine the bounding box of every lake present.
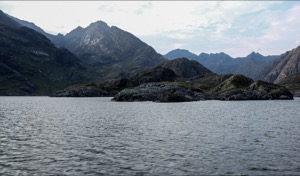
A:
[0,97,299,175]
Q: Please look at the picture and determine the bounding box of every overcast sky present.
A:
[1,1,300,57]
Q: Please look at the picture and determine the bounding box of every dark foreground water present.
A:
[0,97,299,175]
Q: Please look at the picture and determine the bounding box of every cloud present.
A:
[1,1,300,57]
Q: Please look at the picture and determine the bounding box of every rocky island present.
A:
[112,74,293,102]
[55,58,293,102]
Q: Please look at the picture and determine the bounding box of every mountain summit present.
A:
[55,21,166,68]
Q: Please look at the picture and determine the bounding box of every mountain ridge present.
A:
[0,9,92,95]
[52,20,167,68]
[261,45,300,83]
[164,49,279,80]
[1,9,300,96]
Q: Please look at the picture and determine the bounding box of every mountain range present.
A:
[0,9,300,96]
[164,49,279,80]
[165,48,300,95]
[0,10,167,95]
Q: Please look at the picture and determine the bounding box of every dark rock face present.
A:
[159,58,212,78]
[113,74,293,102]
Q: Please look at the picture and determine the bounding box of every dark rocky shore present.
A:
[112,74,293,102]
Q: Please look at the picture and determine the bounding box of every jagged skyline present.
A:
[1,1,300,57]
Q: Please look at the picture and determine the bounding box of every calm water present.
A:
[0,97,299,175]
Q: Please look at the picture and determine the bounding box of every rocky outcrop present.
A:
[112,82,214,102]
[218,80,293,100]
[159,58,212,78]
[113,75,293,102]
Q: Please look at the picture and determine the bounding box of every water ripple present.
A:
[0,97,300,175]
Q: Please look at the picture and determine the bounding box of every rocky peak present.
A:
[247,51,262,57]
[55,20,166,67]
[199,52,232,60]
[86,20,110,32]
[164,49,198,60]
[246,52,264,60]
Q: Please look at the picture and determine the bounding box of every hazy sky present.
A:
[1,1,300,57]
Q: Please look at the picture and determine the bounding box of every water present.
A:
[0,97,299,175]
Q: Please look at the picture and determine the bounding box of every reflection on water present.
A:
[0,97,300,175]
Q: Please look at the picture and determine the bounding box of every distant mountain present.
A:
[10,16,53,39]
[55,21,166,68]
[234,52,278,79]
[260,45,300,83]
[0,10,89,95]
[164,49,278,79]
[197,52,237,74]
[159,58,212,78]
[164,49,199,60]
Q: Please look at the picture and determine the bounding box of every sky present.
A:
[1,1,300,57]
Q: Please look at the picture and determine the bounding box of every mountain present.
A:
[234,52,278,79]
[159,57,212,78]
[55,66,178,97]
[0,10,89,95]
[164,49,278,79]
[0,10,21,28]
[278,73,300,96]
[54,58,213,97]
[9,16,53,38]
[164,49,199,60]
[261,45,300,83]
[55,21,166,68]
[197,52,237,74]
